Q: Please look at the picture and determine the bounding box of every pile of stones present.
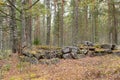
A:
[20,41,120,64]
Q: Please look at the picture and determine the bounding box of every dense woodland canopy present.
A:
[0,0,120,53]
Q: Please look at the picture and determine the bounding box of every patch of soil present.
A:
[1,54,120,80]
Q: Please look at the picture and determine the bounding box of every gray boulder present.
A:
[33,53,44,60]
[71,52,78,59]
[62,53,72,59]
[61,46,80,59]
[56,50,62,58]
[80,49,88,55]
[61,46,80,54]
[104,49,112,54]
[29,57,39,64]
[83,41,94,46]
[22,51,34,57]
[70,46,80,54]
[101,44,115,50]
[113,52,120,56]
[43,51,57,59]
[62,47,72,54]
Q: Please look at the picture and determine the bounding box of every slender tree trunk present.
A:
[25,0,32,47]
[53,0,59,46]
[60,0,64,47]
[34,16,40,44]
[0,25,3,50]
[108,0,117,44]
[72,0,79,45]
[46,0,51,45]
[42,15,46,45]
[21,0,27,49]
[9,0,18,53]
[84,5,88,41]
[0,19,2,50]
[108,0,112,43]
[94,15,98,43]
[112,2,117,44]
[91,2,98,43]
[42,0,46,45]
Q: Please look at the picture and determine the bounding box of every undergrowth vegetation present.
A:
[0,50,12,60]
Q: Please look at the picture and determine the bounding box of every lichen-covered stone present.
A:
[62,53,72,59]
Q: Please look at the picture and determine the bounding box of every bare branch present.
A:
[7,0,21,13]
[0,15,21,21]
[25,0,39,10]
[0,9,9,16]
[0,9,21,21]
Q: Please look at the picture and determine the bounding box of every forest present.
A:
[0,0,120,80]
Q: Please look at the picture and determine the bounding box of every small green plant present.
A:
[0,50,12,59]
[3,64,11,71]
[10,76,22,80]
[16,61,28,72]
[0,55,3,60]
[0,67,3,80]
[33,38,41,45]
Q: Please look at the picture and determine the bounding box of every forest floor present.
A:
[1,54,120,80]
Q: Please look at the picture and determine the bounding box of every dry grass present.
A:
[1,54,120,80]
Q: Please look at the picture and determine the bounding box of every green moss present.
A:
[10,76,23,80]
[33,38,41,45]
[36,45,61,50]
[94,44,101,48]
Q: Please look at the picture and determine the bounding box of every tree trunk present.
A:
[0,25,3,50]
[25,0,32,47]
[60,0,64,47]
[9,0,18,53]
[21,0,27,49]
[42,14,46,45]
[53,0,59,46]
[108,0,117,44]
[72,0,79,45]
[46,0,51,45]
[34,16,41,44]
[112,2,117,44]
[84,5,88,41]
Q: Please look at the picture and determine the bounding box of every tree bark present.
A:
[112,2,117,44]
[72,0,79,45]
[21,0,27,49]
[9,0,18,53]
[108,0,118,44]
[53,0,59,46]
[46,0,51,45]
[25,0,32,47]
[59,0,64,47]
[84,5,88,41]
[34,16,40,44]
